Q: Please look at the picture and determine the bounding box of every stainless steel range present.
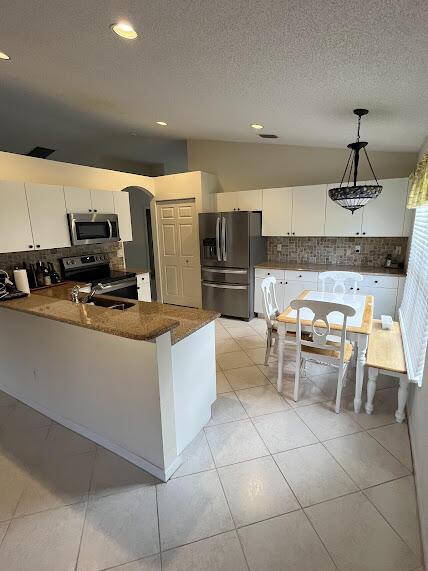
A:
[60,254,138,300]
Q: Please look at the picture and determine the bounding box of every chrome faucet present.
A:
[71,283,104,304]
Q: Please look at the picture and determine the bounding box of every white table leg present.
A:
[396,377,409,423]
[365,367,378,414]
[277,322,285,393]
[354,333,368,413]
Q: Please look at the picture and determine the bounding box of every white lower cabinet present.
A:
[137,273,151,302]
[254,266,403,319]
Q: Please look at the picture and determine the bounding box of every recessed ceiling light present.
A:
[251,123,264,130]
[0,51,10,61]
[156,121,168,126]
[111,21,138,40]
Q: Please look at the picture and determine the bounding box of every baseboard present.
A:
[408,416,427,566]
[0,384,182,482]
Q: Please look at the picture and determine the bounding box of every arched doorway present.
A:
[121,186,157,299]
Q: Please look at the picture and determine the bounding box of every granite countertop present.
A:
[0,283,219,344]
[256,261,406,277]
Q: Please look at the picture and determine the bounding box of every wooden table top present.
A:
[277,290,374,335]
[366,319,406,373]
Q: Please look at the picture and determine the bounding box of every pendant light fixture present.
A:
[328,109,382,213]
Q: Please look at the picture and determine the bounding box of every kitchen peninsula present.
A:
[0,285,219,481]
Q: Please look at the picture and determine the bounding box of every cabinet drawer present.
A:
[255,268,285,280]
[361,275,399,289]
[286,270,319,282]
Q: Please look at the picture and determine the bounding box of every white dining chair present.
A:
[290,298,356,413]
[318,271,363,294]
[261,276,280,365]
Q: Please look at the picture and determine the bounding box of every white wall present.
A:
[0,150,156,195]
[407,134,428,561]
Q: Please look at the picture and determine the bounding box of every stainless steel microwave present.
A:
[67,213,120,246]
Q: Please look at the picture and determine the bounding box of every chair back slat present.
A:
[291,299,356,363]
[261,276,280,328]
[319,271,363,294]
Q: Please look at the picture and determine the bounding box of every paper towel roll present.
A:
[13,269,30,294]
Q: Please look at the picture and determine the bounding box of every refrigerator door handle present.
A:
[216,217,221,261]
[202,282,247,290]
[221,216,227,261]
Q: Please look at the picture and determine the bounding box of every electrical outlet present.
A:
[395,246,402,255]
[277,244,282,252]
[355,244,361,253]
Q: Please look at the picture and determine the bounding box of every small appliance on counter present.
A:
[0,270,28,301]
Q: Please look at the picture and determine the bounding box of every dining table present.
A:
[276,289,374,413]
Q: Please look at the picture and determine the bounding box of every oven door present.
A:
[68,213,120,245]
[94,277,138,300]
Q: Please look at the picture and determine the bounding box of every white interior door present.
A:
[157,200,200,307]
[0,180,34,253]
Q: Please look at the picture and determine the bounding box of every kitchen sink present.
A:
[87,298,135,311]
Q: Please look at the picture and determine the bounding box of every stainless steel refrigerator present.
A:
[199,211,266,319]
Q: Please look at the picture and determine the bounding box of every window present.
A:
[399,205,428,385]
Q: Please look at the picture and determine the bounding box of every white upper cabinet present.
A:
[90,189,115,213]
[25,183,71,250]
[216,192,238,212]
[113,191,133,242]
[361,178,409,237]
[237,189,262,211]
[291,185,327,236]
[0,181,34,253]
[64,186,92,213]
[325,183,364,236]
[262,187,293,236]
[216,189,262,212]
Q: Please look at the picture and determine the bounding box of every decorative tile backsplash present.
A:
[267,236,408,267]
[0,242,125,281]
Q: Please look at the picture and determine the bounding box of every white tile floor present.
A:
[0,316,423,570]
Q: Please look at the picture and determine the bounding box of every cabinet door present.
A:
[0,181,34,253]
[113,192,133,242]
[238,190,262,211]
[137,273,151,301]
[90,190,115,213]
[360,286,398,319]
[361,178,408,237]
[292,185,327,236]
[216,192,239,212]
[262,188,293,236]
[283,280,317,310]
[325,183,364,236]
[25,183,70,250]
[64,186,92,213]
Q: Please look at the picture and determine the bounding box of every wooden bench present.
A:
[365,319,408,423]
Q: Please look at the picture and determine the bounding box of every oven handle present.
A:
[94,278,137,293]
[202,282,247,290]
[106,218,113,239]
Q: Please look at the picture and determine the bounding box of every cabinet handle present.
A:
[350,287,354,290]
[285,281,288,285]
[356,232,360,235]
[298,274,302,278]
[374,280,378,284]
[362,232,366,235]
[137,286,140,290]
[287,232,290,235]
[267,272,270,275]
[36,244,40,248]
[89,209,92,212]
[94,209,98,212]
[357,288,360,291]
[292,232,295,235]
[29,245,34,249]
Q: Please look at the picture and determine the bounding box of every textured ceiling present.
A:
[0,0,427,153]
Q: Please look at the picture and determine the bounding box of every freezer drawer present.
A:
[202,266,249,285]
[202,281,249,319]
